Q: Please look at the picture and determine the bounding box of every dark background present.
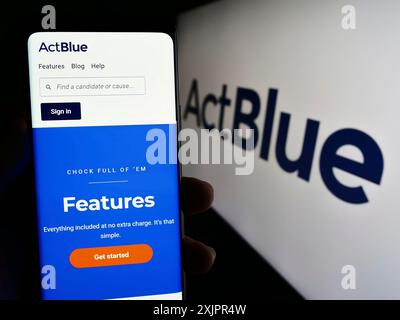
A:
[0,0,301,299]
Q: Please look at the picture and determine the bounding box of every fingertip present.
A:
[182,236,216,274]
[181,177,214,214]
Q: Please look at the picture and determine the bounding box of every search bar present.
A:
[40,77,146,97]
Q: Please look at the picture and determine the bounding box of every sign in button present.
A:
[41,102,81,121]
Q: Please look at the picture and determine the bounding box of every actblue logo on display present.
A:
[184,79,384,204]
[33,124,181,300]
[39,42,88,52]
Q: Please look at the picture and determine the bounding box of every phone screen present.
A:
[27,32,182,300]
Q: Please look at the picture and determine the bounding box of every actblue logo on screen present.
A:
[34,124,181,299]
[39,42,88,52]
[184,79,384,204]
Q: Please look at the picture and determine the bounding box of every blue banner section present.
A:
[33,124,181,299]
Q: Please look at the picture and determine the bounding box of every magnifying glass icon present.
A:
[46,84,51,90]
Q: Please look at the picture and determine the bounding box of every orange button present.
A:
[69,244,153,268]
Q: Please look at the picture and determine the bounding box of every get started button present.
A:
[69,244,153,268]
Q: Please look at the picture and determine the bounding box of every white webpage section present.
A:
[28,32,177,128]
[111,292,182,300]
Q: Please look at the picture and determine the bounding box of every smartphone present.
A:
[27,32,183,300]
